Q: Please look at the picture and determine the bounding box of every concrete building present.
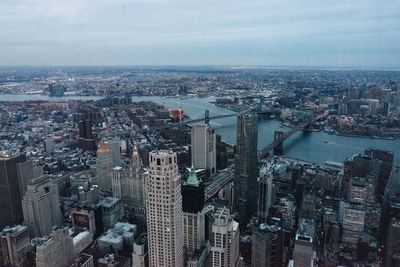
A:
[209,206,240,267]
[108,137,121,167]
[339,201,365,245]
[0,225,30,267]
[98,223,136,253]
[71,208,97,236]
[0,153,27,228]
[22,175,62,237]
[146,150,184,267]
[132,233,148,267]
[78,182,99,206]
[112,146,147,216]
[99,197,124,230]
[293,219,315,267]
[96,139,114,192]
[191,124,216,175]
[234,113,259,222]
[251,223,283,267]
[35,227,74,267]
[257,165,275,224]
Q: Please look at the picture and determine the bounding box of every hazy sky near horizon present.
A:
[1,0,399,67]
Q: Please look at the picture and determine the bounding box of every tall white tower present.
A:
[191,124,216,175]
[21,176,62,237]
[146,150,183,267]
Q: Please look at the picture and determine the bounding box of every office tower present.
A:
[215,134,228,170]
[251,223,283,267]
[79,120,93,139]
[16,159,34,197]
[35,227,74,267]
[96,139,114,192]
[48,83,65,97]
[21,175,62,237]
[365,148,394,202]
[0,225,30,267]
[132,233,148,267]
[0,153,27,228]
[234,113,259,221]
[299,191,315,220]
[209,206,240,267]
[108,137,121,167]
[182,166,205,255]
[112,146,147,215]
[384,218,400,267]
[146,150,183,267]
[339,201,365,245]
[77,119,96,151]
[257,166,274,224]
[293,219,315,267]
[191,124,216,175]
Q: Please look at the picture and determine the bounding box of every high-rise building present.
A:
[78,182,99,206]
[77,119,96,151]
[191,124,216,175]
[251,223,283,267]
[339,201,365,245]
[96,139,114,192]
[132,233,148,267]
[108,137,121,167]
[209,206,240,267]
[0,153,27,228]
[146,150,183,267]
[0,225,30,267]
[112,146,147,216]
[16,159,34,197]
[234,113,259,221]
[35,227,74,267]
[257,165,275,224]
[22,175,61,238]
[293,219,315,267]
[182,166,205,255]
[384,218,400,267]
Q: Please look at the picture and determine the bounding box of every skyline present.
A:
[1,0,400,68]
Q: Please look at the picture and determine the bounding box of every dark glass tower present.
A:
[234,113,259,222]
[0,153,27,228]
[182,167,204,214]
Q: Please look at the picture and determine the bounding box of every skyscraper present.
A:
[0,225,30,267]
[21,176,62,237]
[209,206,240,267]
[146,150,183,267]
[257,165,275,224]
[251,223,283,267]
[191,124,216,176]
[234,113,259,221]
[182,166,205,255]
[96,139,114,192]
[0,153,27,228]
[293,219,316,267]
[384,218,400,267]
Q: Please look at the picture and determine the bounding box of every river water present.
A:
[131,96,400,165]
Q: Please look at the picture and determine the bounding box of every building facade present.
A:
[96,139,114,192]
[21,176,62,237]
[191,124,216,175]
[146,150,184,267]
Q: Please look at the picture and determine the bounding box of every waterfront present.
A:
[132,96,400,165]
[0,94,102,102]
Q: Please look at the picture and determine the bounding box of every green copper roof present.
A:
[186,165,199,187]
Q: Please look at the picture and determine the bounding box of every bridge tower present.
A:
[205,109,210,125]
[273,131,284,156]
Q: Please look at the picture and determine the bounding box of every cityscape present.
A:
[1,1,400,267]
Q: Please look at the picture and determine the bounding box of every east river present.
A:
[131,96,400,165]
[1,94,399,165]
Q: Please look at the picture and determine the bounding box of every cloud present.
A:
[0,0,399,67]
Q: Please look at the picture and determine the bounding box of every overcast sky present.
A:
[1,0,399,68]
